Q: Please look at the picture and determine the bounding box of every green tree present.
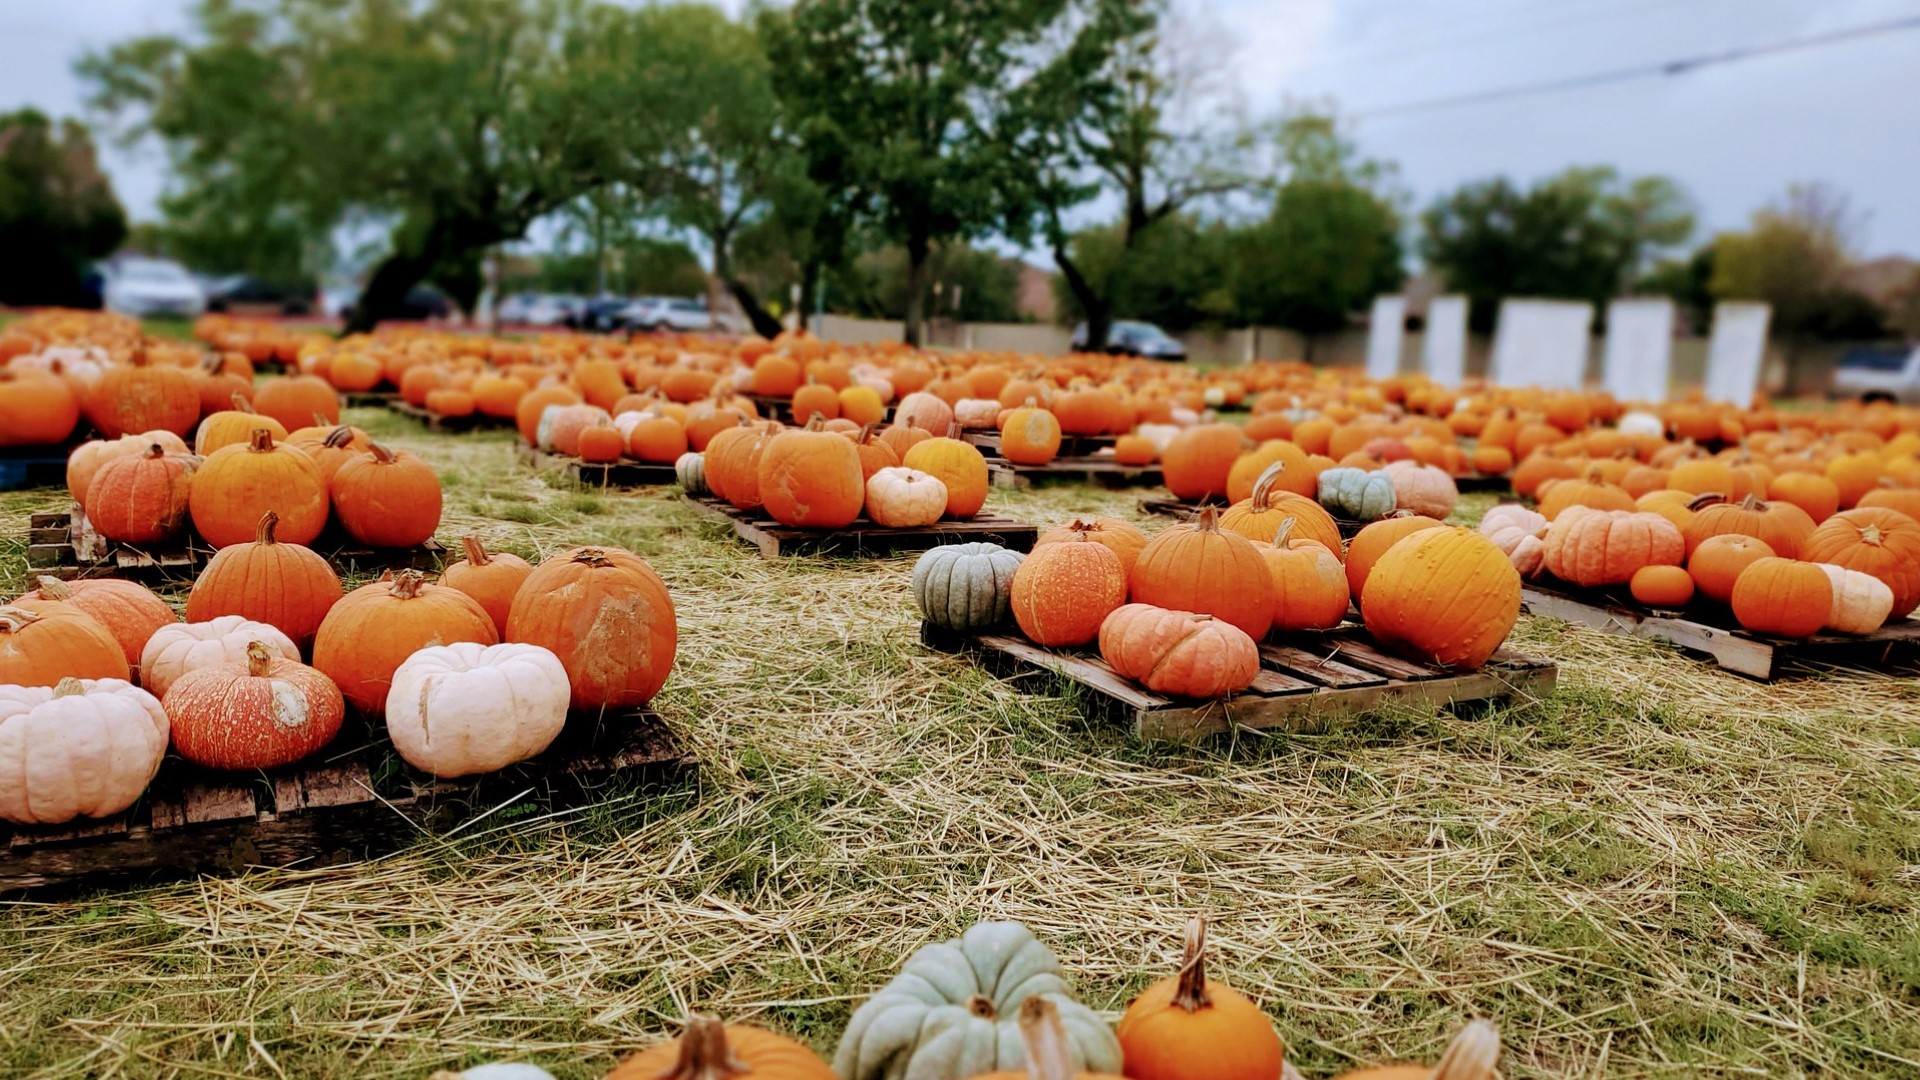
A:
[1420,166,1694,330]
[0,109,127,306]
[763,0,1137,345]
[834,243,1024,323]
[1634,246,1716,333]
[82,0,652,332]
[1710,183,1886,341]
[1053,215,1232,332]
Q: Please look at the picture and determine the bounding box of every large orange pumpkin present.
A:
[86,357,199,438]
[903,436,990,519]
[1160,424,1245,502]
[83,442,195,545]
[1362,527,1519,669]
[1802,507,1920,618]
[0,368,80,447]
[440,536,533,638]
[505,546,677,710]
[758,418,865,529]
[10,576,174,675]
[164,642,345,770]
[1682,494,1815,559]
[312,571,499,715]
[1010,537,1127,646]
[329,442,443,548]
[1115,918,1284,1080]
[1130,507,1275,640]
[1729,557,1831,638]
[190,428,330,548]
[251,374,340,432]
[186,512,344,646]
[0,604,126,687]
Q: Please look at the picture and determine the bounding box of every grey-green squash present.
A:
[911,543,1022,634]
[1316,466,1397,522]
[833,921,1121,1080]
[675,451,708,496]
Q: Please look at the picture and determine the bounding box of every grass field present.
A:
[3,408,1920,1079]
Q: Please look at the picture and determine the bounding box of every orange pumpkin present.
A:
[1362,527,1519,670]
[190,428,330,548]
[1682,493,1815,559]
[505,546,677,709]
[1687,534,1776,605]
[312,570,499,715]
[1034,517,1147,575]
[903,436,990,519]
[0,368,80,447]
[1345,514,1445,603]
[1729,556,1831,638]
[1629,564,1695,608]
[1219,463,1343,553]
[10,576,174,675]
[1767,471,1840,523]
[185,512,344,646]
[193,395,288,455]
[1097,605,1259,699]
[440,536,533,638]
[0,604,126,687]
[1802,507,1920,618]
[1254,519,1350,632]
[251,374,340,432]
[578,423,625,464]
[164,642,345,770]
[328,442,441,548]
[1130,507,1275,640]
[83,442,195,545]
[606,1015,837,1080]
[1856,485,1920,524]
[1000,403,1063,465]
[86,358,199,438]
[628,410,689,463]
[1010,536,1127,646]
[759,418,866,529]
[1116,918,1283,1080]
[1161,424,1245,502]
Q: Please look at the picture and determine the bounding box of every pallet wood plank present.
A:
[182,783,258,825]
[1247,669,1318,695]
[1259,643,1389,688]
[693,497,1038,558]
[300,762,374,809]
[1319,639,1442,681]
[25,511,444,581]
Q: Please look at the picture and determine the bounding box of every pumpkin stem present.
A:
[1171,916,1213,1012]
[1738,493,1761,511]
[245,641,275,678]
[32,575,74,601]
[1014,997,1074,1080]
[857,422,879,445]
[1193,505,1223,533]
[312,412,332,427]
[1250,461,1285,506]
[367,442,397,465]
[1272,518,1297,546]
[388,569,427,599]
[1685,492,1727,512]
[570,547,616,568]
[248,428,276,452]
[0,606,44,633]
[1860,524,1885,546]
[657,1015,751,1080]
[1427,1020,1500,1080]
[804,413,827,431]
[324,426,357,449]
[143,442,167,460]
[230,393,257,414]
[53,676,86,698]
[255,511,282,546]
[460,536,492,566]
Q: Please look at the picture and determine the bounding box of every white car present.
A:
[1833,344,1920,403]
[103,257,207,319]
[625,296,714,333]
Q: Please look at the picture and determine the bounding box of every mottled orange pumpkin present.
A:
[1000,403,1063,465]
[1362,527,1519,670]
[505,546,677,709]
[1130,507,1275,639]
[190,428,330,548]
[312,570,499,715]
[10,576,174,674]
[1010,536,1127,646]
[1034,517,1148,575]
[164,642,345,770]
[758,418,865,529]
[83,443,195,545]
[186,512,344,646]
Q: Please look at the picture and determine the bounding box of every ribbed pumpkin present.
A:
[440,536,534,638]
[1729,557,1831,638]
[165,642,346,769]
[1345,514,1445,603]
[1362,527,1519,670]
[1115,918,1284,1080]
[913,543,1024,634]
[1383,461,1459,520]
[330,442,443,547]
[1160,424,1245,501]
[0,604,127,686]
[1130,507,1275,639]
[505,546,677,710]
[194,395,288,455]
[11,576,174,674]
[0,678,169,826]
[1254,519,1350,631]
[1035,518,1148,575]
[879,422,934,463]
[895,390,955,434]
[83,443,195,545]
[139,617,299,699]
[186,512,343,646]
[251,374,339,432]
[1222,463,1344,553]
[848,425,901,480]
[1011,537,1127,647]
[711,420,783,510]
[86,357,199,438]
[962,997,1128,1080]
[1682,494,1814,559]
[1329,1022,1500,1080]
[1541,507,1686,588]
[606,1015,838,1080]
[866,467,948,528]
[1802,507,1920,618]
[190,428,330,548]
[1687,534,1775,605]
[312,571,499,715]
[1227,440,1313,502]
[903,436,990,519]
[1478,504,1547,578]
[1537,468,1636,521]
[759,417,865,529]
[1316,467,1397,522]
[1819,563,1893,634]
[1001,402,1063,465]
[1099,603,1261,697]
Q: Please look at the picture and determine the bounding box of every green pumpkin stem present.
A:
[1171,916,1213,1013]
[660,1015,750,1080]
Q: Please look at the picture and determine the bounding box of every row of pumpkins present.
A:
[452,919,1495,1080]
[67,418,441,550]
[0,524,675,828]
[912,469,1522,697]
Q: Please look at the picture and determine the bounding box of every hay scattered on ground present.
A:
[3,412,1919,1079]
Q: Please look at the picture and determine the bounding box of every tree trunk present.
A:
[903,228,932,346]
[1056,247,1111,351]
[799,260,821,335]
[346,247,437,335]
[726,279,786,339]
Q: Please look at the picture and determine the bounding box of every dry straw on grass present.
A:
[2,413,1919,1078]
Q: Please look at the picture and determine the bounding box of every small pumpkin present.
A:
[165,641,346,769]
[11,576,174,675]
[1316,467,1397,522]
[84,442,196,545]
[1255,519,1349,631]
[385,642,570,778]
[0,604,127,687]
[1097,605,1260,698]
[1477,504,1547,579]
[1034,517,1147,575]
[190,427,330,548]
[1629,565,1695,608]
[1688,534,1776,605]
[1115,918,1284,1080]
[1362,527,1519,670]
[185,511,344,646]
[1729,556,1831,638]
[505,546,677,710]
[674,451,708,495]
[140,616,299,699]
[1817,563,1893,635]
[1382,461,1459,520]
[607,1014,837,1080]
[912,542,1023,634]
[0,678,169,826]
[1131,507,1275,640]
[903,435,990,519]
[866,467,949,528]
[313,571,499,715]
[1011,536,1127,647]
[330,442,443,548]
[440,536,534,638]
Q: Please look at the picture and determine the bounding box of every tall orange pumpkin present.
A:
[186,512,344,646]
[86,357,199,438]
[329,442,443,548]
[1130,507,1275,640]
[1802,506,1920,618]
[1115,918,1284,1080]
[709,421,783,511]
[1361,527,1518,669]
[1010,536,1127,646]
[758,417,865,529]
[190,428,330,548]
[312,570,499,714]
[505,546,677,710]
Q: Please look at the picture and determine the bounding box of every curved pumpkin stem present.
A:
[230,393,258,414]
[1014,997,1075,1080]
[247,428,276,452]
[1272,518,1297,546]
[1250,461,1285,507]
[388,569,427,599]
[255,511,282,546]
[1685,492,1728,512]
[460,536,492,566]
[856,422,880,446]
[367,442,398,465]
[804,413,828,431]
[1428,1020,1500,1080]
[245,641,275,678]
[657,1015,751,1080]
[0,606,44,633]
[324,426,357,450]
[1171,916,1213,1013]
[32,575,74,601]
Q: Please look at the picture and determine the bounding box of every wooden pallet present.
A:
[963,430,1118,458]
[742,394,891,426]
[26,508,446,581]
[385,400,514,433]
[922,623,1557,741]
[1138,497,1368,539]
[986,456,1163,489]
[342,390,401,408]
[1520,578,1920,680]
[516,443,678,487]
[691,496,1037,558]
[0,709,692,895]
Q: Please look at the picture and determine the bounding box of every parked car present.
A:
[1070,320,1188,360]
[103,257,208,319]
[578,296,636,332]
[1832,344,1920,403]
[204,275,316,315]
[333,283,454,323]
[624,296,715,333]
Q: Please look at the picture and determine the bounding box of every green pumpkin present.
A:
[1317,466,1397,521]
[833,921,1121,1080]
[675,451,707,496]
[911,542,1022,634]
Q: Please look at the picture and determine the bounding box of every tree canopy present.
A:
[0,109,127,306]
[1710,183,1887,340]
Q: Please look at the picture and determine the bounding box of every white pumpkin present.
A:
[1818,563,1893,634]
[1135,422,1183,452]
[866,467,949,528]
[140,616,300,698]
[0,678,169,825]
[1385,460,1460,519]
[384,642,570,778]
[1478,504,1548,578]
[1617,410,1664,438]
[953,398,1003,430]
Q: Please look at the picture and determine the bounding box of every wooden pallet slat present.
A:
[1258,643,1389,688]
[516,443,679,487]
[385,400,513,433]
[24,508,444,581]
[692,496,1038,558]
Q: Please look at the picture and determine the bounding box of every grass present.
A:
[4,410,1920,1079]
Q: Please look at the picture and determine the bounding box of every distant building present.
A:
[1015,262,1058,324]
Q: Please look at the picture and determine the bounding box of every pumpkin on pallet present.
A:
[191,428,330,548]
[0,679,169,826]
[313,570,499,715]
[329,442,443,548]
[759,417,865,529]
[506,546,676,710]
[1132,507,1275,640]
[913,543,1023,634]
[1225,464,1343,553]
[1011,536,1127,647]
[140,617,300,699]
[1098,604,1259,698]
[186,512,344,646]
[10,577,175,676]
[1361,527,1519,670]
[0,604,127,687]
[165,642,346,770]
[385,642,570,778]
[903,434,990,519]
[84,442,197,545]
[441,537,534,638]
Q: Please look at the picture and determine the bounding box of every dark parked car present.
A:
[205,275,317,315]
[1070,319,1188,360]
[338,283,453,323]
[577,296,635,332]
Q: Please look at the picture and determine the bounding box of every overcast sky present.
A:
[3,0,1918,261]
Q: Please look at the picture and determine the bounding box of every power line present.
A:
[1291,0,1689,75]
[1350,13,1920,119]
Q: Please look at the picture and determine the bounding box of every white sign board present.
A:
[1704,302,1772,405]
[1421,295,1469,387]
[1602,298,1675,404]
[1490,299,1593,389]
[1365,296,1407,380]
